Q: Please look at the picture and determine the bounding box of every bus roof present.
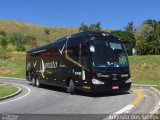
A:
[27,30,118,53]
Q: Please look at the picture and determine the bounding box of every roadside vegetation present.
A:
[0,51,25,78]
[0,83,18,98]
[0,20,79,47]
[0,20,160,55]
[129,55,160,85]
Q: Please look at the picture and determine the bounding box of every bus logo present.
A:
[58,44,65,55]
[97,73,109,78]
[40,59,58,78]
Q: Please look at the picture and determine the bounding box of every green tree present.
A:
[124,21,136,33]
[0,35,8,49]
[79,21,102,32]
[79,23,89,32]
[10,32,26,51]
[89,21,101,31]
[0,31,8,49]
[111,30,135,55]
[135,19,160,55]
[111,30,135,42]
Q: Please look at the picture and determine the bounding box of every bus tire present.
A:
[31,76,36,87]
[67,79,75,94]
[36,77,41,88]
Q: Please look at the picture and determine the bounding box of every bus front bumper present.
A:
[92,82,131,93]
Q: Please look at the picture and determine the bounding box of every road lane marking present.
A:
[131,89,142,106]
[103,89,143,120]
[103,88,143,120]
[0,76,26,80]
[115,89,142,114]
[150,87,160,114]
[0,83,31,105]
[132,84,157,87]
[114,105,134,114]
[112,89,143,115]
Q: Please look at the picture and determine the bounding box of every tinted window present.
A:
[67,36,83,61]
[91,38,129,68]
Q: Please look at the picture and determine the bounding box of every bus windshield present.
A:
[91,38,129,68]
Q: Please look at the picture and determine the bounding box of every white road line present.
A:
[103,104,134,120]
[103,89,143,120]
[114,104,134,114]
[0,76,26,80]
[132,84,157,87]
[102,105,134,120]
[150,87,160,114]
[0,83,31,105]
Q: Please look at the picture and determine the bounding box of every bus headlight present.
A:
[125,78,131,83]
[92,78,104,85]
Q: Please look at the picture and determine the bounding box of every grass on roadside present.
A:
[129,55,160,85]
[0,83,18,98]
[155,86,160,91]
[0,52,25,78]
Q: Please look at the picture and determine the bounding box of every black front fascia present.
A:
[92,66,130,83]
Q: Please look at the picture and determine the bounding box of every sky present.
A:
[0,0,160,30]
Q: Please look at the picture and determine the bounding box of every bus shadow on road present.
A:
[75,91,131,98]
[33,84,131,98]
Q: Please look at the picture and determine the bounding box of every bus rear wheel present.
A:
[67,79,75,94]
[31,76,36,87]
[36,77,41,88]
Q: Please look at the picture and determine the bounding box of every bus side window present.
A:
[81,44,89,69]
[67,37,82,62]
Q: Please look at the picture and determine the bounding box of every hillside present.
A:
[0,20,79,46]
[0,20,112,47]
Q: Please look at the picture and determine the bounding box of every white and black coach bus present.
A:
[26,31,131,94]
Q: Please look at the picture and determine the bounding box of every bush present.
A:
[0,48,12,60]
[0,35,8,49]
[10,32,26,51]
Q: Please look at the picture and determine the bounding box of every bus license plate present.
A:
[112,86,119,90]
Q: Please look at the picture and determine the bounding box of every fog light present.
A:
[125,78,131,83]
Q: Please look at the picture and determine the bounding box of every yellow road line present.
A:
[109,88,144,115]
[114,88,143,114]
[131,89,143,106]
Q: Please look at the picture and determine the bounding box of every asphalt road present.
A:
[0,77,159,120]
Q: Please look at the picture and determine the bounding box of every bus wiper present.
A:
[104,61,113,71]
